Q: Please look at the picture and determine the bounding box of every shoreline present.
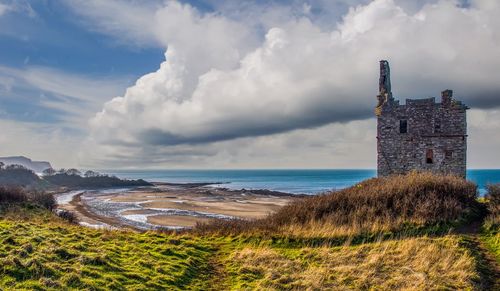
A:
[55,183,302,230]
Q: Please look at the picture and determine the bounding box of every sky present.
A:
[0,0,499,170]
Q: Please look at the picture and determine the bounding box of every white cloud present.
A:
[0,1,35,18]
[468,109,500,169]
[0,119,81,168]
[52,0,500,168]
[0,65,132,125]
[80,119,376,169]
[0,4,9,16]
[87,0,500,152]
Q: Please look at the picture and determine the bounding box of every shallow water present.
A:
[77,190,234,230]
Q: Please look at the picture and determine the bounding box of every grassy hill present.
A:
[0,166,151,190]
[0,172,498,290]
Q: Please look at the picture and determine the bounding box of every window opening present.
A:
[399,120,408,133]
[426,149,434,164]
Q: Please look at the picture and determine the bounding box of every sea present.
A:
[105,169,500,196]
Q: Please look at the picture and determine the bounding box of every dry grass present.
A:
[485,184,500,227]
[226,236,478,290]
[483,183,500,264]
[195,172,479,237]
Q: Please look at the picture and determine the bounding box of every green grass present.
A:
[0,207,488,290]
[0,207,217,290]
[481,225,500,264]
[1,174,498,290]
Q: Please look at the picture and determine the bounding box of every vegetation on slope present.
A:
[224,236,477,290]
[0,165,151,190]
[482,184,500,263]
[0,166,41,187]
[43,173,151,189]
[0,173,497,290]
[0,208,215,290]
[0,186,55,211]
[196,172,481,238]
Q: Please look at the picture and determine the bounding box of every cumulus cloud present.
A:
[88,0,500,152]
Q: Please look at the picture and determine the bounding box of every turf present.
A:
[0,207,216,290]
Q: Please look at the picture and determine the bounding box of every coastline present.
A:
[55,183,302,230]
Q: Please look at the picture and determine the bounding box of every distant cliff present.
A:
[0,156,52,173]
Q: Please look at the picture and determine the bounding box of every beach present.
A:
[55,183,302,230]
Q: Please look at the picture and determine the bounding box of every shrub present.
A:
[30,191,56,211]
[0,186,28,204]
[485,184,500,227]
[0,187,55,210]
[56,210,78,224]
[195,172,480,237]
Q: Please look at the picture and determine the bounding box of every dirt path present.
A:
[455,218,500,290]
[206,252,230,290]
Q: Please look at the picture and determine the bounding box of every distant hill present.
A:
[0,156,52,173]
[0,166,151,189]
[0,166,41,187]
[43,173,151,189]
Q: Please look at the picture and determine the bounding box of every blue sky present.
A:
[0,1,164,125]
[1,0,499,169]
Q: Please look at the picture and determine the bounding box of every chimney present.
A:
[379,60,392,100]
[441,89,453,107]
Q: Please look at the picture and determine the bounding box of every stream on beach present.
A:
[55,187,236,230]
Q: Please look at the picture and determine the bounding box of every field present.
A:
[0,172,499,290]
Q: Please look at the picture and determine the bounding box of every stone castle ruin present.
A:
[376,60,468,178]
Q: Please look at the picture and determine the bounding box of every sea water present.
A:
[105,169,500,195]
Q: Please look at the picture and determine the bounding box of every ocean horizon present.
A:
[104,169,500,195]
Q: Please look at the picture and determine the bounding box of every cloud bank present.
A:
[88,0,500,144]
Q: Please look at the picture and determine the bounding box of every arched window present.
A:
[426,149,434,164]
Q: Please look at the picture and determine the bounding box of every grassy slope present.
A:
[222,236,478,290]
[0,208,487,290]
[0,207,216,290]
[1,173,498,290]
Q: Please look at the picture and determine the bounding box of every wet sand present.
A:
[56,184,302,230]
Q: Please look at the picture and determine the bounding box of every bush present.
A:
[485,184,500,227]
[0,187,55,210]
[0,187,27,204]
[56,210,78,224]
[195,172,480,237]
[30,191,56,211]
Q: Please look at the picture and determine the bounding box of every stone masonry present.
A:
[375,60,468,178]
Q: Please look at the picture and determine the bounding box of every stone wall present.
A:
[377,91,468,178]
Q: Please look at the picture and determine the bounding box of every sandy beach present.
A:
[55,183,302,230]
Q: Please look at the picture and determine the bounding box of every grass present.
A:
[224,236,479,290]
[0,173,498,290]
[195,171,481,237]
[0,207,216,290]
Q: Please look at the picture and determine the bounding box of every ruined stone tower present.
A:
[376,60,468,178]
